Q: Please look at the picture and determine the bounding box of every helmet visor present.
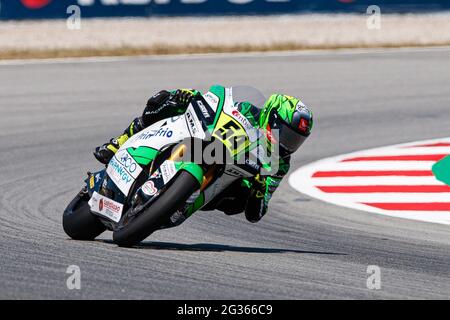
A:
[272,116,308,154]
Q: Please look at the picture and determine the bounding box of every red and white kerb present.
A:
[289,138,450,225]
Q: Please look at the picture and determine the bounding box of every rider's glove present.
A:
[245,174,283,223]
[244,174,267,223]
[172,89,197,108]
[252,174,266,199]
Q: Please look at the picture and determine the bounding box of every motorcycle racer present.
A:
[94,86,313,224]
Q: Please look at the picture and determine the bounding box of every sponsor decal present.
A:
[141,180,158,196]
[7,0,442,21]
[295,100,307,112]
[150,170,162,179]
[77,0,151,5]
[75,0,359,8]
[108,157,132,184]
[89,175,95,189]
[106,149,142,195]
[225,166,249,177]
[186,111,199,136]
[88,191,123,223]
[21,0,52,9]
[136,127,173,140]
[231,109,253,132]
[160,160,177,183]
[115,149,142,179]
[119,151,138,174]
[203,92,219,110]
[245,158,261,171]
[197,100,211,119]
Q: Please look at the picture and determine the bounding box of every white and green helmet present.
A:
[260,94,313,155]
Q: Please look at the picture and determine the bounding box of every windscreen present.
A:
[231,86,266,109]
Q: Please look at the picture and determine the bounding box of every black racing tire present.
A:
[112,170,199,247]
[63,192,107,240]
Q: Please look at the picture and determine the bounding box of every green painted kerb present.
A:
[432,155,450,186]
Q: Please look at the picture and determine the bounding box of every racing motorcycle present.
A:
[63,86,276,247]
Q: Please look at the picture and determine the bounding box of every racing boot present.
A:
[94,117,144,164]
[94,134,129,164]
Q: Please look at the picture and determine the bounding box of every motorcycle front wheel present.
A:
[62,190,107,240]
[112,170,200,247]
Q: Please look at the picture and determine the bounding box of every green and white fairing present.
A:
[89,85,276,226]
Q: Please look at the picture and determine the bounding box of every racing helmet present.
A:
[260,94,313,155]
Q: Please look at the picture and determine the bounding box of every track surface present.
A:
[0,48,449,299]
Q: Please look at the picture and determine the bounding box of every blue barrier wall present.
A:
[1,0,450,20]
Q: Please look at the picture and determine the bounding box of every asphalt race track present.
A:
[0,48,449,299]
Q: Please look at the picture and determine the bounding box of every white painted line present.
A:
[311,176,446,186]
[372,212,450,225]
[289,137,450,226]
[343,147,450,156]
[309,161,436,171]
[308,193,450,203]
[1,46,449,66]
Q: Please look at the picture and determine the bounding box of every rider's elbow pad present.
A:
[146,90,171,108]
[142,90,172,126]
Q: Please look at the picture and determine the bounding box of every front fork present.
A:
[157,144,221,228]
[126,143,219,230]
